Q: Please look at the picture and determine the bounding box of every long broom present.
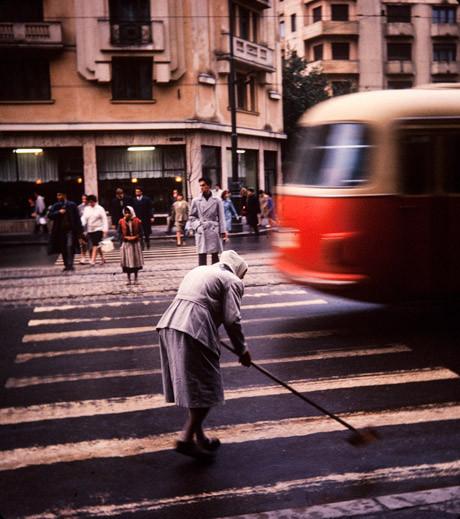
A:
[221,341,380,447]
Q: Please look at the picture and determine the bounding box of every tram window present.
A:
[287,123,372,187]
[399,135,435,195]
[443,133,460,193]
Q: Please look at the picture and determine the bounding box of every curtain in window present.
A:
[0,151,58,182]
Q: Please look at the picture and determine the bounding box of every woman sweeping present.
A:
[119,206,144,285]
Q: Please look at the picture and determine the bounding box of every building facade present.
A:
[278,0,459,94]
[0,0,283,221]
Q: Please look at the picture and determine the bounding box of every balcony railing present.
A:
[308,59,359,74]
[303,20,359,41]
[0,22,63,48]
[385,23,414,37]
[385,60,413,75]
[431,24,459,38]
[98,19,164,52]
[431,61,459,75]
[233,37,274,71]
[110,21,152,46]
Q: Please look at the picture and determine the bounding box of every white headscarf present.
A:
[220,250,248,280]
[125,205,136,217]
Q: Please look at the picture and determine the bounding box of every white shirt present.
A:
[81,204,109,233]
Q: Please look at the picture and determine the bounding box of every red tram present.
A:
[274,86,460,301]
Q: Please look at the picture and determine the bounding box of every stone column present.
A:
[186,133,202,200]
[413,4,431,86]
[83,138,98,197]
[357,0,384,90]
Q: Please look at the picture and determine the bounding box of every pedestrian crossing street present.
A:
[55,243,198,266]
[1,287,460,518]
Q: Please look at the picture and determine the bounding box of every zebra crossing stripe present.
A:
[7,345,411,388]
[22,326,157,343]
[1,368,456,425]
[21,319,332,344]
[27,313,163,327]
[219,485,460,519]
[0,403,459,472]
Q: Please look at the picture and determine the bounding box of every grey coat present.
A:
[189,194,226,254]
[156,264,247,357]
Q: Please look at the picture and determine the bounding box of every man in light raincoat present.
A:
[189,177,227,266]
[157,250,251,460]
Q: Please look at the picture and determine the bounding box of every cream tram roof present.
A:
[299,87,460,127]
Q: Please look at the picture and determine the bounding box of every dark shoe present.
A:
[198,437,221,452]
[174,440,215,461]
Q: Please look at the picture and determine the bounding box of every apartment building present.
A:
[0,0,283,222]
[278,0,459,94]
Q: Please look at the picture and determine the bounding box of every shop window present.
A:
[331,4,349,21]
[332,42,350,60]
[264,151,277,193]
[111,58,152,100]
[235,72,257,112]
[0,147,83,219]
[0,0,43,21]
[96,146,185,212]
[313,44,323,61]
[312,6,322,23]
[387,42,412,61]
[201,147,222,188]
[386,5,411,23]
[228,149,259,190]
[0,59,50,101]
[432,6,456,24]
[433,43,457,62]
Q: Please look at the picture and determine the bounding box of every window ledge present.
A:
[111,99,156,104]
[0,100,55,104]
[227,107,260,116]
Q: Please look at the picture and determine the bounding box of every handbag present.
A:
[100,238,114,253]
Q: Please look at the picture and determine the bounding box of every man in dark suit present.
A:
[48,191,83,272]
[133,187,154,249]
[110,188,133,229]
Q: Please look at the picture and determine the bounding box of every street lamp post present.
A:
[227,0,243,232]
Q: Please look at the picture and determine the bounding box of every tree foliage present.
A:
[282,51,329,141]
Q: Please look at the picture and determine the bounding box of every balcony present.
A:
[308,60,359,74]
[431,24,459,38]
[98,19,165,52]
[385,60,413,75]
[431,61,459,75]
[233,37,274,71]
[252,0,271,8]
[303,21,359,41]
[385,23,414,37]
[0,22,63,49]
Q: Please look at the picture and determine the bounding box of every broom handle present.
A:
[221,341,359,434]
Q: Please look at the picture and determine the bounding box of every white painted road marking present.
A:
[8,345,410,388]
[27,313,163,327]
[219,485,460,519]
[242,299,327,310]
[22,326,157,343]
[1,368,456,425]
[1,402,458,467]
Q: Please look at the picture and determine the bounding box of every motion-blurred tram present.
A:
[274,86,460,301]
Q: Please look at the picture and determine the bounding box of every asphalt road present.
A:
[0,241,459,518]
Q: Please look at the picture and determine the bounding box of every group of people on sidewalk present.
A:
[42,178,275,282]
[47,190,145,282]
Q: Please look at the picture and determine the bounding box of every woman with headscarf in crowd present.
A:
[119,206,144,285]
